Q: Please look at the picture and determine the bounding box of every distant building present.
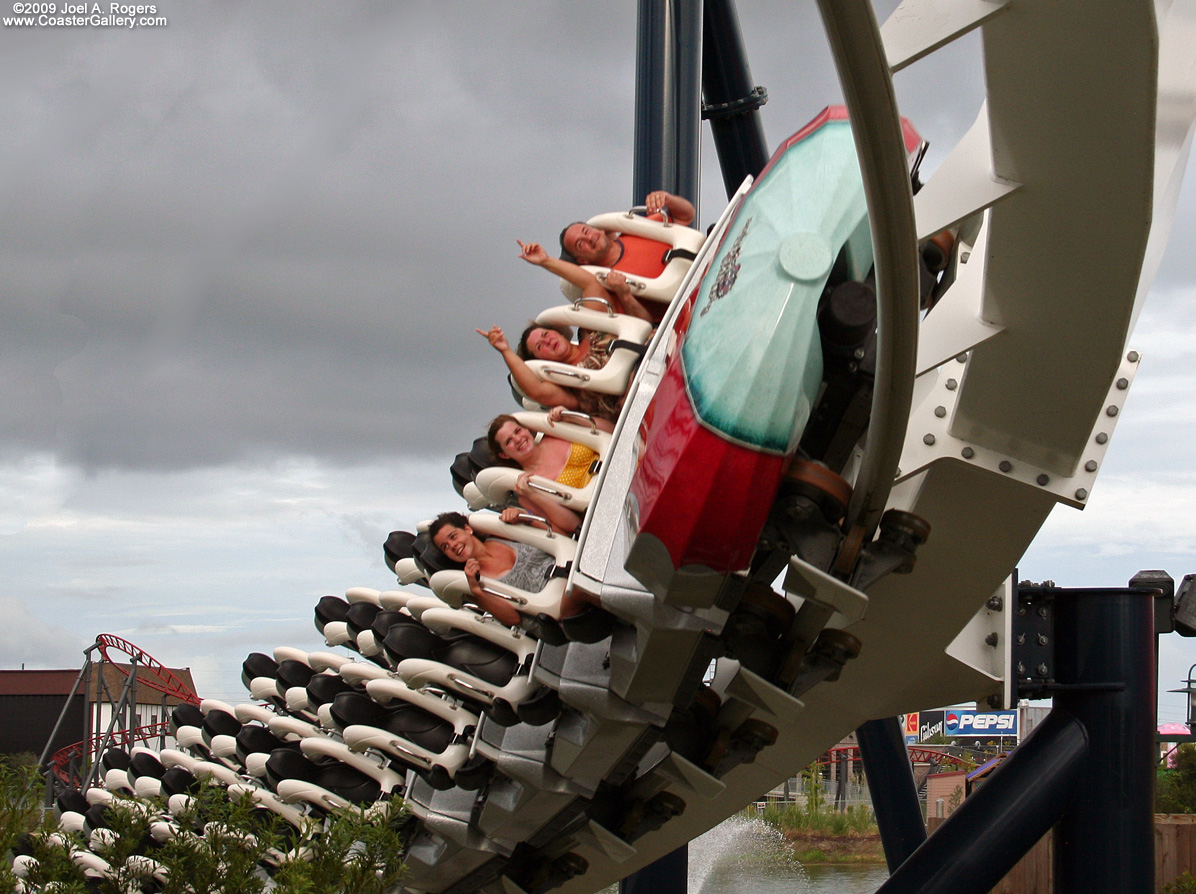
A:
[0,664,198,764]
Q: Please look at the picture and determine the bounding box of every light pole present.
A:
[1167,663,1196,729]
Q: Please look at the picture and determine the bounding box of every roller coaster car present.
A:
[390,623,545,727]
[465,412,611,514]
[333,686,490,791]
[431,512,615,646]
[624,106,925,606]
[264,748,383,807]
[399,606,561,727]
[560,207,706,307]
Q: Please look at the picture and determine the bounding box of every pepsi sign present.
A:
[944,710,1017,737]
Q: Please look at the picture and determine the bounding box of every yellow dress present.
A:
[555,442,599,488]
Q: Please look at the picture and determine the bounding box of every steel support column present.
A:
[876,583,1158,894]
[1052,587,1156,894]
[701,0,769,198]
[619,843,687,894]
[633,0,703,209]
[856,716,926,871]
[619,9,702,893]
[875,708,1088,894]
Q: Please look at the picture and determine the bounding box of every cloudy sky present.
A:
[2,2,1194,727]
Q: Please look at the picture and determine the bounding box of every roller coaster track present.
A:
[47,635,200,784]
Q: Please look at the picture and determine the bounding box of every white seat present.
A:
[470,412,610,514]
[306,650,351,673]
[267,714,321,741]
[58,811,86,834]
[234,703,277,726]
[273,646,310,665]
[404,593,451,620]
[208,733,239,760]
[321,621,353,647]
[560,210,705,305]
[299,736,405,793]
[428,511,576,622]
[284,686,311,713]
[275,778,352,812]
[338,661,390,687]
[243,752,270,778]
[525,302,654,396]
[356,628,383,658]
[379,589,419,610]
[395,557,427,586]
[346,586,382,605]
[227,783,312,831]
[133,775,163,800]
[200,698,237,717]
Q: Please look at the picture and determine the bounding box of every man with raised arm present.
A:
[558,190,696,274]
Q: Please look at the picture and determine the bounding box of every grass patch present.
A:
[757,801,879,837]
[793,846,883,865]
[750,798,887,864]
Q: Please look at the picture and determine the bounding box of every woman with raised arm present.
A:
[476,242,652,427]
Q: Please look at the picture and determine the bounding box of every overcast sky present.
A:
[2,2,1194,727]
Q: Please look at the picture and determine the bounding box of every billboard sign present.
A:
[944,709,1018,737]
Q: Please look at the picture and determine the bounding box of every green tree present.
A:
[1162,872,1196,894]
[1158,744,1196,813]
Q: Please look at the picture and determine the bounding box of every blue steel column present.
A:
[633,0,703,209]
[1052,587,1156,894]
[701,0,769,198]
[874,708,1089,894]
[618,7,701,893]
[618,843,687,894]
[855,716,926,871]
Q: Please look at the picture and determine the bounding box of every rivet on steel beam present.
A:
[961,447,974,459]
[935,406,947,418]
[1106,405,1119,417]
[923,434,936,445]
[1085,460,1098,472]
[946,378,958,391]
[1095,432,1109,444]
[1116,378,1129,390]
[999,460,1012,473]
[956,353,968,363]
[1127,350,1139,363]
[1036,663,1049,676]
[1075,488,1088,500]
[1036,474,1049,486]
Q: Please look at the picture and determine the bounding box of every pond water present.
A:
[688,814,889,894]
[602,814,891,894]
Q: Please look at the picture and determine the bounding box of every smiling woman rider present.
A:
[484,411,598,534]
[429,511,557,627]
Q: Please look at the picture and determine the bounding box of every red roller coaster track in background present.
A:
[94,634,202,705]
[824,744,979,770]
[48,635,201,784]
